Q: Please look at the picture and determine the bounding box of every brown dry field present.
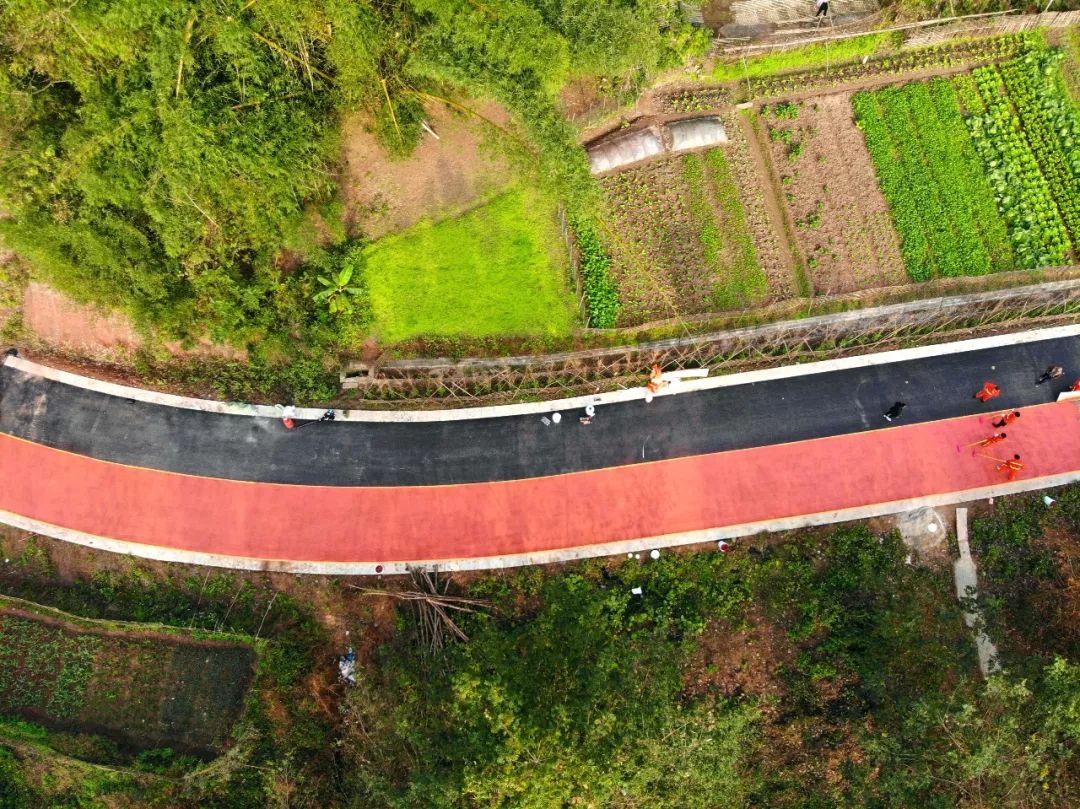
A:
[20,281,246,362]
[340,100,515,240]
[761,93,906,295]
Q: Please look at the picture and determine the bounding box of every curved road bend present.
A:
[3,330,1080,486]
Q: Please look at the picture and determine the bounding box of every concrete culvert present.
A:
[667,116,728,153]
[587,127,664,174]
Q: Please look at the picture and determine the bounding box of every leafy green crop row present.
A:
[713,32,897,82]
[853,80,1011,281]
[997,50,1080,246]
[747,33,1031,101]
[966,64,1071,268]
[704,149,766,308]
[682,154,723,268]
[572,220,620,328]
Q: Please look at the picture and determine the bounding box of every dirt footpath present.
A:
[340,101,515,240]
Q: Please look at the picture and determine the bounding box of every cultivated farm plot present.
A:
[0,597,255,758]
[855,49,1080,278]
[599,148,771,325]
[760,95,906,294]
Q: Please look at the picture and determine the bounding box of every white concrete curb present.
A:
[4,471,1079,576]
[8,323,1080,423]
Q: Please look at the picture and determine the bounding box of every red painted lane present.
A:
[3,403,1080,563]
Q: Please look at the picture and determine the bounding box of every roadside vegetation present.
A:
[6,7,1080,402]
[5,494,1080,807]
[0,0,702,391]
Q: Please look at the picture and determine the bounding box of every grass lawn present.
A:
[363,188,578,342]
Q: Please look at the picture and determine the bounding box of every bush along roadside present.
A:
[571,219,620,328]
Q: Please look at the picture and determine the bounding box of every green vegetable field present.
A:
[856,44,1080,280]
[854,79,1012,281]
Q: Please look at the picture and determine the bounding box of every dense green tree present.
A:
[0,0,696,363]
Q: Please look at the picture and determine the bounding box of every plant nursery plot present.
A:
[761,95,906,294]
[364,188,577,342]
[600,158,710,324]
[854,78,1016,281]
[599,148,770,325]
[0,596,255,757]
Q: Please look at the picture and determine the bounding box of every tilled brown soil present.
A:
[0,601,255,758]
[340,101,515,240]
[761,92,906,294]
[600,157,712,325]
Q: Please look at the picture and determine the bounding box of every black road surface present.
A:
[2,334,1078,486]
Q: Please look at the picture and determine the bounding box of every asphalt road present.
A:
[2,334,1078,486]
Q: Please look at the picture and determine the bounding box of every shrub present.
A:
[572,219,620,328]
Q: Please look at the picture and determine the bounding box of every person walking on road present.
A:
[992,410,1021,428]
[883,402,906,422]
[974,381,1001,402]
[814,0,829,19]
[1037,365,1064,385]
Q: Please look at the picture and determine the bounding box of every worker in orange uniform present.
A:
[996,454,1024,481]
[961,432,1007,455]
[992,410,1021,428]
[974,381,1001,402]
[974,432,1008,448]
[646,363,669,394]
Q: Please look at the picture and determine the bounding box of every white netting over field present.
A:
[587,127,664,174]
[668,117,728,153]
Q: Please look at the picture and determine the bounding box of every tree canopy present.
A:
[0,0,699,358]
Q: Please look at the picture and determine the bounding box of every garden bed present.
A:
[758,94,905,294]
[0,595,256,759]
[598,146,774,325]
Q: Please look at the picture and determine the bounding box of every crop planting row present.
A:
[853,79,1012,281]
[747,33,1031,101]
[0,616,98,719]
[683,150,766,308]
[966,62,1071,267]
[997,50,1080,246]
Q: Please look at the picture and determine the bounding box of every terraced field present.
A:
[0,595,255,758]
[589,32,1080,329]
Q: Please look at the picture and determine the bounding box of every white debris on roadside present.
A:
[338,647,357,686]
